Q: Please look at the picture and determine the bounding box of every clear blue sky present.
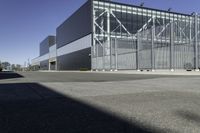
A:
[0,0,200,65]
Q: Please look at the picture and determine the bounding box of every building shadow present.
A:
[0,83,173,133]
[175,110,200,124]
[0,72,23,80]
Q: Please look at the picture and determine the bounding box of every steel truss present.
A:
[92,0,200,71]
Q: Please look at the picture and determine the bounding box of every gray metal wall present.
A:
[56,0,92,49]
[40,36,56,56]
[40,59,49,70]
[57,48,91,70]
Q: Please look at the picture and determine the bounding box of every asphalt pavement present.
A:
[0,71,200,133]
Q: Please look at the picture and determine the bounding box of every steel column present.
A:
[137,32,140,71]
[107,8,111,71]
[170,22,174,71]
[92,8,98,71]
[151,18,155,71]
[115,38,118,71]
[194,13,199,71]
[96,44,99,71]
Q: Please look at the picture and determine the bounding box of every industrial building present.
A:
[32,0,200,71]
[32,36,57,70]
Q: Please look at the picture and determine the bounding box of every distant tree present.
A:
[1,62,11,69]
[11,64,16,71]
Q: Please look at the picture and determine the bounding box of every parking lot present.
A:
[1,71,200,133]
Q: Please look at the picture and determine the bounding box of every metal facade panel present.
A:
[40,36,56,56]
[57,48,91,70]
[40,59,49,70]
[57,34,91,57]
[48,36,56,47]
[56,1,92,49]
[49,44,57,59]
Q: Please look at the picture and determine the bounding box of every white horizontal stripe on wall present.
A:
[31,53,49,65]
[32,34,91,65]
[49,51,57,59]
[57,34,91,57]
[49,44,56,52]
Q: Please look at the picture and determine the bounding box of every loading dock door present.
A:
[50,61,56,70]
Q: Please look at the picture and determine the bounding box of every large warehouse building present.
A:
[32,0,200,71]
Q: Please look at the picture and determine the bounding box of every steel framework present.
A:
[91,0,200,71]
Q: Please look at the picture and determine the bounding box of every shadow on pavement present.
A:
[0,72,23,80]
[0,83,172,133]
[176,110,200,124]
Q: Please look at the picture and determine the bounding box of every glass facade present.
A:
[91,0,200,70]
